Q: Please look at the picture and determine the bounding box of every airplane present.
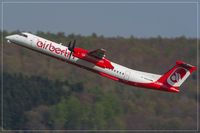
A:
[5,32,196,93]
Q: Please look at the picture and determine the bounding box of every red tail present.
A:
[157,61,196,92]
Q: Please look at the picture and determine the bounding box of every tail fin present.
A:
[157,61,196,92]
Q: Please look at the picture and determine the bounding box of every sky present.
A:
[0,0,199,38]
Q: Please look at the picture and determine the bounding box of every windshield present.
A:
[19,33,28,38]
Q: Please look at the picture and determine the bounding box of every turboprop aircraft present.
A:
[5,32,196,93]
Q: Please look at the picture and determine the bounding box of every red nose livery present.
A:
[5,32,196,93]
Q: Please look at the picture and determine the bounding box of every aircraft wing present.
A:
[88,48,106,59]
[74,47,114,69]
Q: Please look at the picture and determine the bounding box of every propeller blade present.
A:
[68,41,72,50]
[68,40,76,59]
[72,40,76,51]
[69,51,72,59]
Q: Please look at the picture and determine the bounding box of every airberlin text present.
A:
[36,40,71,58]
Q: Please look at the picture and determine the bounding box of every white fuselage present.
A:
[5,33,161,86]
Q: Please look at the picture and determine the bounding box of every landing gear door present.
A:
[124,70,131,81]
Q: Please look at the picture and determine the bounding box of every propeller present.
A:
[68,40,76,59]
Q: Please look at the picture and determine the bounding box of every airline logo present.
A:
[167,67,189,87]
[36,40,72,58]
[170,68,186,83]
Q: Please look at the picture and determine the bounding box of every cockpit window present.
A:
[19,33,28,38]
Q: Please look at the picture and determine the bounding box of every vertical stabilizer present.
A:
[157,61,196,91]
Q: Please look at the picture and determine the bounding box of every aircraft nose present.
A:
[5,35,13,40]
[5,35,15,43]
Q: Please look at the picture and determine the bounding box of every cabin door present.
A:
[124,70,131,81]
